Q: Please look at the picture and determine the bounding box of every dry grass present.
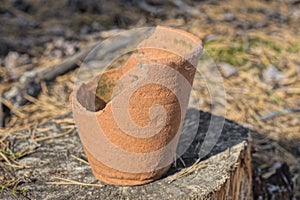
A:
[186,2,300,140]
[0,0,299,197]
[166,159,208,183]
[46,176,104,187]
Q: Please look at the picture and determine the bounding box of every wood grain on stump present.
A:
[2,110,252,199]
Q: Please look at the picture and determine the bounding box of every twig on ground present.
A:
[10,159,31,169]
[178,156,186,168]
[41,81,48,95]
[166,159,208,183]
[138,0,164,15]
[3,43,97,107]
[0,151,11,165]
[46,176,104,187]
[39,43,97,82]
[34,127,74,142]
[168,0,203,18]
[260,107,300,121]
[35,127,53,134]
[0,97,25,118]
[60,125,75,130]
[55,118,75,124]
[71,154,89,165]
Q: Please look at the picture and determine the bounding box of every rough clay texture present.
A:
[1,110,252,199]
[72,26,202,186]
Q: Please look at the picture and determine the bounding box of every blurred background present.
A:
[0,0,299,199]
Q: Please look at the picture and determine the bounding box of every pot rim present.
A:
[71,26,203,115]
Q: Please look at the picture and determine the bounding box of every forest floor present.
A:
[0,0,299,199]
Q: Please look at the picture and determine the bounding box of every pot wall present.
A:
[71,26,203,186]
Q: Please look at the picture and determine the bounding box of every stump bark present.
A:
[1,110,252,200]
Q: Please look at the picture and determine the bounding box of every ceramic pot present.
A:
[71,26,203,186]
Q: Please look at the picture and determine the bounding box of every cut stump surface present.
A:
[1,110,252,200]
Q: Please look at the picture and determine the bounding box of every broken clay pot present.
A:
[71,26,203,186]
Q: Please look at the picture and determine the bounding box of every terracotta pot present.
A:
[71,26,203,186]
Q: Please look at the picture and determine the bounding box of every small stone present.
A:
[19,71,37,84]
[4,86,19,100]
[54,38,64,48]
[44,42,55,56]
[52,49,63,58]
[223,13,235,22]
[263,65,285,83]
[4,51,30,69]
[218,62,238,78]
[4,51,19,69]
[205,34,217,42]
[63,42,77,56]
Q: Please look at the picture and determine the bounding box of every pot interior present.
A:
[76,53,131,112]
[75,27,202,113]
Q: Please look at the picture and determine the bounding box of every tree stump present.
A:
[2,110,252,199]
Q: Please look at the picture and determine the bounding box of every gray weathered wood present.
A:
[1,110,252,199]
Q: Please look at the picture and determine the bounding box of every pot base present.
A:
[91,170,163,186]
[83,146,171,186]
